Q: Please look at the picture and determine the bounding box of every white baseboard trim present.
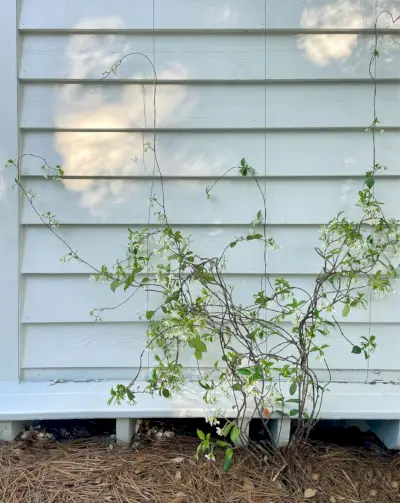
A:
[0,380,400,421]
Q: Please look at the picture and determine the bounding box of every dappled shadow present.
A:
[299,0,400,67]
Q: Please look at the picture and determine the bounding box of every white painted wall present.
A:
[2,0,400,391]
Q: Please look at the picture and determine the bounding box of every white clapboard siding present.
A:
[20,0,154,30]
[267,34,400,79]
[21,321,400,372]
[20,83,400,130]
[265,0,400,31]
[20,131,266,178]
[21,274,400,324]
[21,130,400,178]
[21,178,399,225]
[21,225,321,275]
[20,34,400,81]
[20,34,266,81]
[157,0,399,31]
[22,323,149,368]
[22,274,273,323]
[20,0,266,30]
[21,84,266,130]
[15,0,400,395]
[19,0,400,32]
[21,323,234,370]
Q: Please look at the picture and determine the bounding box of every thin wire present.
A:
[365,9,400,383]
[365,8,377,383]
[145,0,157,379]
[263,0,268,357]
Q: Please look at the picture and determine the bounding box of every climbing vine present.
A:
[6,11,400,470]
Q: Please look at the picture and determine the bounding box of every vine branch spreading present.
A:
[6,12,400,469]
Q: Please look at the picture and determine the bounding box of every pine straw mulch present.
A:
[0,437,400,503]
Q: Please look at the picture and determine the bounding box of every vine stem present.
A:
[6,10,400,462]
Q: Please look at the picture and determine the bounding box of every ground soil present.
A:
[0,435,399,503]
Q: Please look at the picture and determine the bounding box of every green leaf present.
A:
[216,440,231,448]
[289,382,297,396]
[286,398,300,403]
[110,280,122,293]
[222,422,234,437]
[224,447,234,472]
[197,429,205,440]
[162,388,170,398]
[195,349,203,360]
[224,456,232,472]
[124,273,135,290]
[238,368,252,376]
[342,304,350,317]
[146,310,155,320]
[198,381,210,390]
[229,241,237,248]
[351,345,362,354]
[195,340,207,353]
[230,426,240,444]
[232,383,242,392]
[289,409,299,417]
[365,176,375,189]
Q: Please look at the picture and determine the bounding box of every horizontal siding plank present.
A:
[269,323,400,371]
[20,34,400,81]
[21,178,265,225]
[21,83,400,129]
[22,323,149,368]
[21,225,320,275]
[22,275,148,323]
[20,0,400,32]
[20,131,266,178]
[21,274,400,323]
[21,178,398,225]
[21,84,266,129]
[21,130,400,178]
[22,323,225,370]
[156,0,398,31]
[21,323,400,370]
[20,34,265,81]
[20,0,153,30]
[21,322,400,371]
[266,0,400,31]
[267,34,400,79]
[22,274,272,323]
[154,0,265,30]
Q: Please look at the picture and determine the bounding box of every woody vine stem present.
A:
[6,12,400,469]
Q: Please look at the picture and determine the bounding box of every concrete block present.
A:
[116,418,138,445]
[0,421,24,441]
